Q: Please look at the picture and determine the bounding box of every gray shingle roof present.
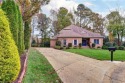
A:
[51,25,103,39]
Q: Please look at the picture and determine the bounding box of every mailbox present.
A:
[108,47,116,51]
[108,47,116,62]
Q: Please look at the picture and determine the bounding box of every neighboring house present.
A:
[50,25,104,48]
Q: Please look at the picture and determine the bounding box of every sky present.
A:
[41,0,125,17]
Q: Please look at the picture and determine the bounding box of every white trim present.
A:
[77,39,78,45]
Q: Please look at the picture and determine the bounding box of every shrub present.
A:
[0,9,20,82]
[41,41,50,47]
[56,40,61,46]
[73,46,78,49]
[118,46,124,50]
[2,0,18,47]
[97,46,101,48]
[103,36,109,45]
[79,43,82,49]
[102,45,108,49]
[31,40,37,47]
[105,42,113,47]
[115,46,119,50]
[54,46,63,50]
[113,42,117,46]
[44,41,50,47]
[92,43,96,48]
[63,46,66,49]
[16,5,25,54]
[31,44,38,47]
[68,43,72,47]
[66,46,69,49]
[32,40,36,44]
[122,42,125,47]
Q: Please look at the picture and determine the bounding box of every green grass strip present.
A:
[23,48,62,83]
[65,49,125,61]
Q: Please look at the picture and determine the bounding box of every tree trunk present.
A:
[79,13,81,27]
[117,33,120,46]
[121,30,124,44]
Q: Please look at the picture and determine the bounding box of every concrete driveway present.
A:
[36,48,125,83]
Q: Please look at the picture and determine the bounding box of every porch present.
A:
[82,38,90,47]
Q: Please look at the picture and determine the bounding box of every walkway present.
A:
[36,48,125,83]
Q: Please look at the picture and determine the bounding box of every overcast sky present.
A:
[41,0,125,17]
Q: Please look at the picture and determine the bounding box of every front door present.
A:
[82,39,87,46]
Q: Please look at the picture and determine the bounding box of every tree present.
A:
[2,0,18,46]
[57,7,71,31]
[0,9,20,82]
[37,13,51,46]
[17,0,50,21]
[106,11,124,46]
[16,0,50,49]
[74,4,92,27]
[109,32,114,43]
[50,7,72,34]
[91,12,105,35]
[50,9,58,35]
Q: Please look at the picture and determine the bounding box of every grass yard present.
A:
[23,48,62,83]
[65,49,125,61]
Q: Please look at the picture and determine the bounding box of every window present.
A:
[63,40,66,46]
[94,39,99,44]
[74,40,77,45]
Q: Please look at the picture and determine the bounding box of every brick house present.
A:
[50,25,104,48]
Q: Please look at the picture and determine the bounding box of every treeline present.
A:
[35,3,125,47]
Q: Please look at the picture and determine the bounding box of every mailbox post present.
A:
[108,47,116,62]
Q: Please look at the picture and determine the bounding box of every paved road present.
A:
[36,48,125,83]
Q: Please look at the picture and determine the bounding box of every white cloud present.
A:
[83,2,95,7]
[41,0,79,16]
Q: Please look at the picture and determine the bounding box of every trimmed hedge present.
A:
[17,5,25,54]
[0,9,20,82]
[2,0,18,46]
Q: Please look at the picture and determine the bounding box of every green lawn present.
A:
[65,49,125,61]
[23,48,62,83]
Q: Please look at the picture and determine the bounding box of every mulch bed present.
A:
[13,52,28,83]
